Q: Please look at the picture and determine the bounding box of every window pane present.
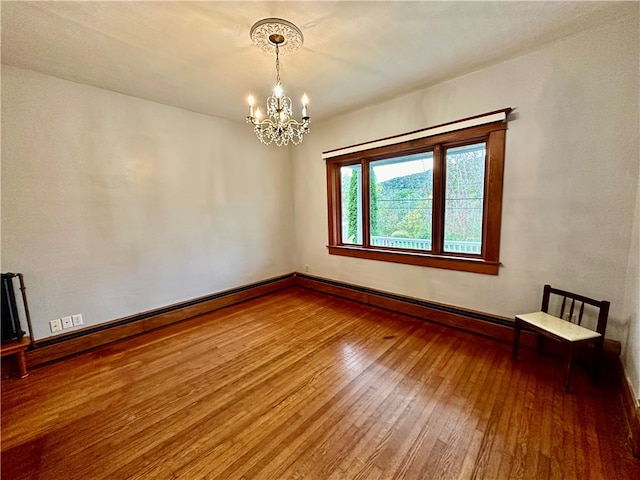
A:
[444,143,486,254]
[370,153,434,251]
[341,165,363,244]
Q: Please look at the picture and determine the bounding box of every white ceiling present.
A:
[1,1,634,123]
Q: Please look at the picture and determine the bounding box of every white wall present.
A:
[1,66,294,340]
[292,15,639,394]
[623,170,640,405]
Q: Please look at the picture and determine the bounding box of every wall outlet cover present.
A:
[62,316,73,329]
[72,314,84,326]
[50,319,62,333]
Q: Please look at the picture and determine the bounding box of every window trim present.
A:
[325,111,509,275]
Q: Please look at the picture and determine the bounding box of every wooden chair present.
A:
[512,284,610,392]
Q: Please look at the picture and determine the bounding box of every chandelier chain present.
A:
[275,43,281,86]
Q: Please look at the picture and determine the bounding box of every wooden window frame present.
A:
[325,112,509,275]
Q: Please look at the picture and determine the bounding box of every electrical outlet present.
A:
[72,314,84,326]
[305,265,309,273]
[50,319,62,333]
[62,316,73,329]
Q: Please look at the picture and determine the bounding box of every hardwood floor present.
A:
[2,287,638,479]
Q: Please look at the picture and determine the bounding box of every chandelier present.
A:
[246,18,310,147]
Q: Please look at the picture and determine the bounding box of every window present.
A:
[325,110,509,274]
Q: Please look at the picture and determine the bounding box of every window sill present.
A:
[327,245,500,275]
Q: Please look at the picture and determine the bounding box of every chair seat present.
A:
[516,311,601,343]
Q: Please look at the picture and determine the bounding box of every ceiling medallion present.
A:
[249,18,304,56]
[246,18,310,147]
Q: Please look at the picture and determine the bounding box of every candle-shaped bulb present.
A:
[248,94,255,117]
[301,94,309,118]
[255,107,262,119]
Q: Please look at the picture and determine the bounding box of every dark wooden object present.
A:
[513,284,610,392]
[0,337,30,378]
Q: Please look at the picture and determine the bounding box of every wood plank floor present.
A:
[2,287,638,479]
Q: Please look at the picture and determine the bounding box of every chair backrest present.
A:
[541,284,610,336]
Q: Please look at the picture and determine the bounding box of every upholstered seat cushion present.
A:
[516,311,601,342]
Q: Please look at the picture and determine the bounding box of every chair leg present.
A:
[512,320,521,361]
[564,343,574,392]
[593,339,603,386]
